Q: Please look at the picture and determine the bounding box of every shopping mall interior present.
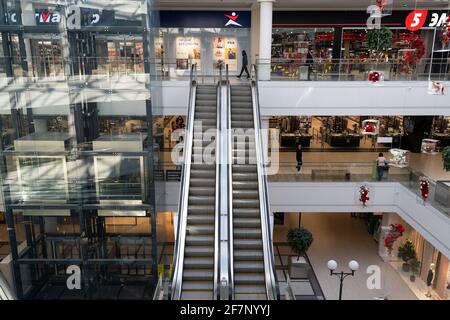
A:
[0,0,449,303]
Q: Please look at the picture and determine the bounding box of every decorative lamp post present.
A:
[327,259,359,300]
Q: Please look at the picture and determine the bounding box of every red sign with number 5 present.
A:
[405,10,428,31]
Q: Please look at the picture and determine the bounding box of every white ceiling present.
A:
[157,0,450,10]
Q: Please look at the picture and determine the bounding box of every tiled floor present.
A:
[274,213,418,300]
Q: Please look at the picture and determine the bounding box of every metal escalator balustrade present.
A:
[171,65,220,300]
[229,71,279,300]
[0,271,16,300]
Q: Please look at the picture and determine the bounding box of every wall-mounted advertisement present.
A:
[155,37,164,59]
[175,37,201,70]
[212,37,237,71]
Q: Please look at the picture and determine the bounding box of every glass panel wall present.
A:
[0,0,160,300]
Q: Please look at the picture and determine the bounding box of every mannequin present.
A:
[426,263,435,298]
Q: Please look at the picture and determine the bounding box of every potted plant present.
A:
[397,239,416,272]
[442,146,450,171]
[287,228,313,279]
[410,258,420,282]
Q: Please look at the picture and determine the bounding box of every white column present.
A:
[258,0,274,80]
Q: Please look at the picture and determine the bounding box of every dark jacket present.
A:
[296,148,303,162]
[306,51,314,67]
[242,53,248,66]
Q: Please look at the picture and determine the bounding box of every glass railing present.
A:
[258,58,450,81]
[1,56,448,82]
[268,161,450,218]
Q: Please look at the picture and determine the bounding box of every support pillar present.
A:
[257,0,275,80]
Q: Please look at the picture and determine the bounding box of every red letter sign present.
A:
[405,10,428,31]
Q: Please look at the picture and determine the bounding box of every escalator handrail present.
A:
[170,63,197,299]
[213,65,223,299]
[250,63,280,300]
[225,64,234,299]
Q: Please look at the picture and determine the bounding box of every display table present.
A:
[326,133,360,147]
[432,133,450,148]
[280,133,311,148]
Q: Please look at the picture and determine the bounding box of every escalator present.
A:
[229,79,278,300]
[171,66,219,300]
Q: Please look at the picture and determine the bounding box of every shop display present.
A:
[359,185,370,207]
[421,139,440,154]
[361,119,380,135]
[212,37,238,71]
[389,148,409,167]
[428,80,445,95]
[272,116,312,148]
[175,37,201,70]
[426,263,436,297]
[399,35,426,74]
[419,177,430,203]
[271,28,333,79]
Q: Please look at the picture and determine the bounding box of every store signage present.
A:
[405,10,449,31]
[34,7,111,28]
[224,12,242,27]
[35,10,61,25]
[160,11,251,28]
[272,10,449,28]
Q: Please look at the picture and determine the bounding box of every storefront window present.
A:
[270,116,404,149]
[271,28,334,79]
[92,34,144,75]
[340,28,436,80]
[159,27,250,77]
[25,33,64,78]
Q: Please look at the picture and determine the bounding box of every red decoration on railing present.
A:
[364,122,376,133]
[419,178,429,203]
[359,185,370,207]
[376,0,388,11]
[368,71,381,83]
[384,223,405,254]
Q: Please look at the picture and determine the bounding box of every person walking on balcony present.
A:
[376,152,388,181]
[296,143,303,174]
[306,47,314,80]
[237,50,250,79]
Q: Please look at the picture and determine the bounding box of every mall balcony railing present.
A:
[0,55,449,82]
[268,160,450,218]
[257,58,450,81]
[0,56,223,83]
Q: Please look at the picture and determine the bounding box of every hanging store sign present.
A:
[160,11,251,28]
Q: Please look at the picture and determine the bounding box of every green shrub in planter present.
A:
[397,239,416,272]
[442,146,450,171]
[287,227,313,259]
